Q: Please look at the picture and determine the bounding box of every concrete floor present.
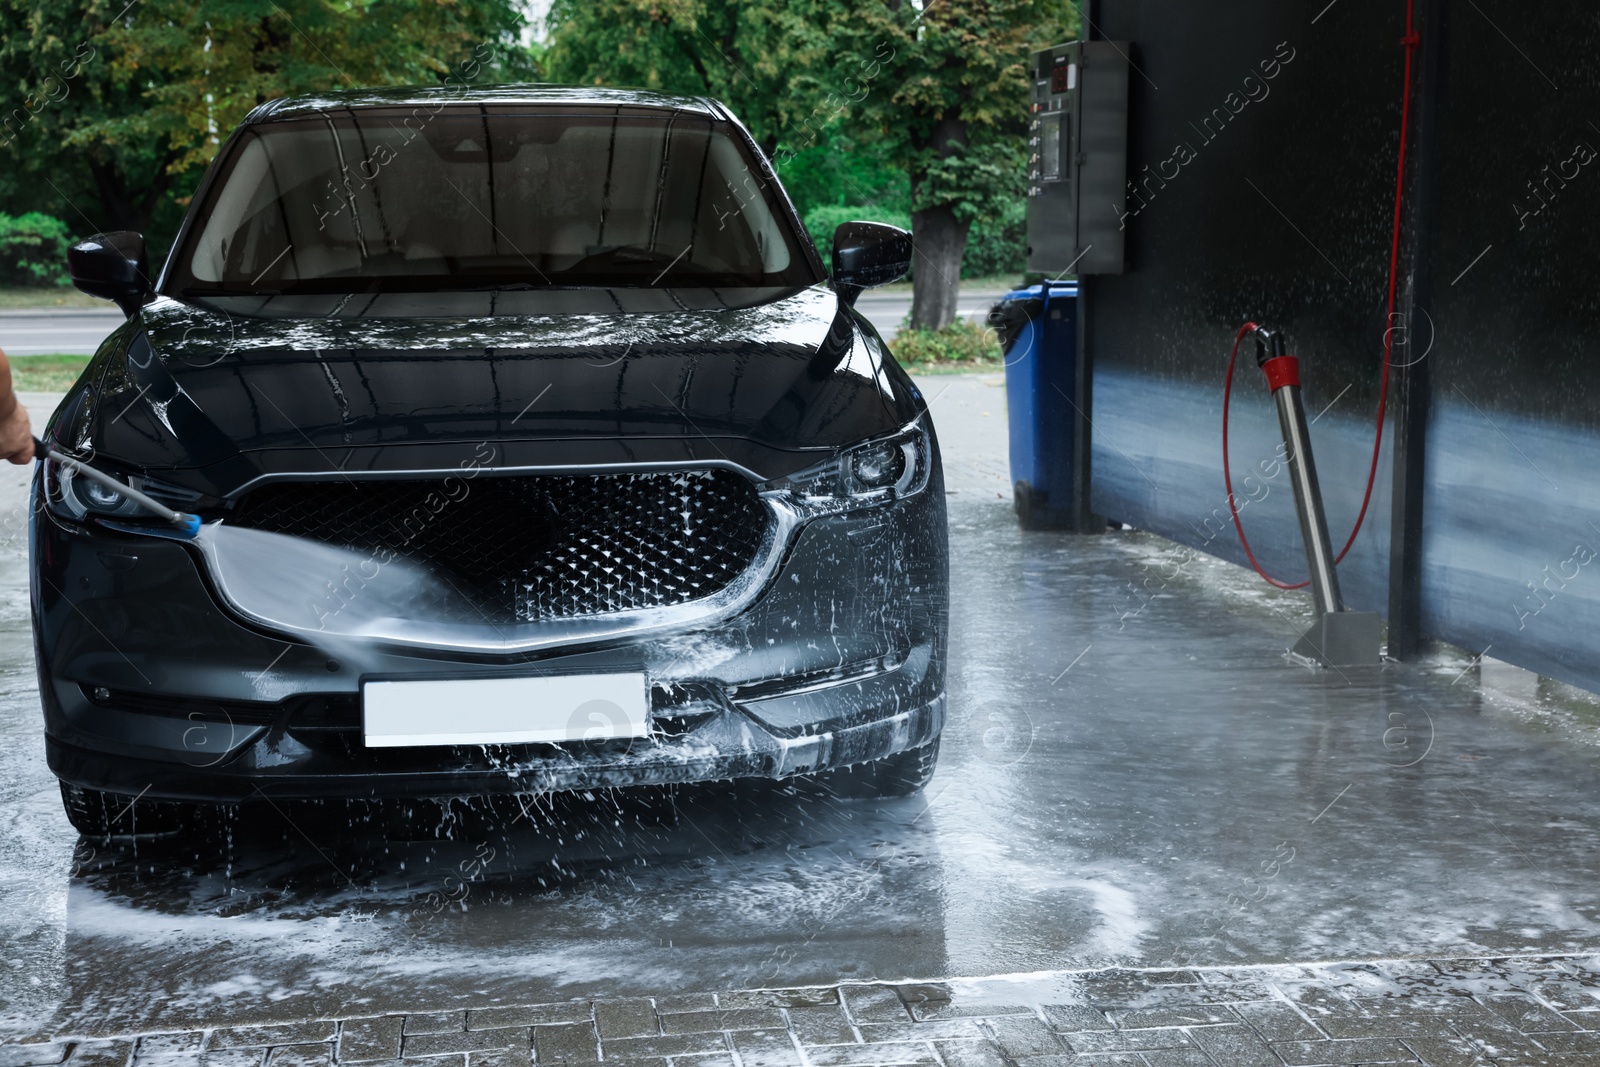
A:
[5,376,1600,1042]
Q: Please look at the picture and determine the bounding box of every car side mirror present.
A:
[69,231,151,317]
[831,221,912,307]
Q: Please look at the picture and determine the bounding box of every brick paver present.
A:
[14,955,1600,1067]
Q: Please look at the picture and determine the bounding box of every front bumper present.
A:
[33,471,948,803]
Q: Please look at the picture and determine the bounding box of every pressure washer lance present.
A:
[1252,333,1380,666]
[34,437,203,538]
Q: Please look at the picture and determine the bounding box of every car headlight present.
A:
[764,419,932,515]
[44,456,148,521]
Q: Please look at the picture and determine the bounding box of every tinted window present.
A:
[170,107,819,294]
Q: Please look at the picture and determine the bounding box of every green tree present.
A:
[823,0,1075,328]
[0,0,531,252]
[542,0,820,157]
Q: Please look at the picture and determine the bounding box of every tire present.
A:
[59,781,204,838]
[821,738,940,799]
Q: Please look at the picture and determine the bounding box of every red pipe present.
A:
[1224,0,1421,589]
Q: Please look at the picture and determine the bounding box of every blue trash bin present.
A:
[988,281,1080,529]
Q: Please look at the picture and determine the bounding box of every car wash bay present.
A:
[6,375,1600,1044]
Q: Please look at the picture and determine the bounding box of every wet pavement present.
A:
[7,375,1600,1058]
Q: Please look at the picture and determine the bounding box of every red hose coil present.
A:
[1224,0,1420,589]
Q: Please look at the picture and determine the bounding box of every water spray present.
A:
[34,436,203,538]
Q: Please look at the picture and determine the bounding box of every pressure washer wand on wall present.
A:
[1223,332,1380,668]
[34,437,203,538]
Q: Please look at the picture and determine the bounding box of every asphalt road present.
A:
[7,376,1600,1040]
[0,292,1011,357]
[0,308,124,356]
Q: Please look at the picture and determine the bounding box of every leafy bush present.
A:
[804,203,913,263]
[889,319,1003,366]
[962,198,1026,278]
[803,198,1026,280]
[0,213,72,286]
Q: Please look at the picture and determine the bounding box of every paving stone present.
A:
[199,1054,264,1067]
[1195,972,1280,1001]
[465,1052,531,1067]
[1073,974,1193,1007]
[1234,1002,1325,1042]
[727,1030,800,1067]
[1448,1012,1549,1057]
[404,1017,466,1038]
[839,988,909,1024]
[981,1017,1067,1059]
[1398,1034,1489,1067]
[651,997,718,1015]
[854,1022,981,1044]
[903,1002,1030,1023]
[801,1044,934,1067]
[1185,1023,1279,1066]
[138,1038,206,1057]
[1061,1029,1193,1054]
[785,1006,856,1046]
[597,1037,724,1061]
[1558,1008,1600,1030]
[531,1025,599,1066]
[1008,1057,1075,1067]
[402,1030,528,1059]
[663,1056,734,1067]
[751,990,837,1009]
[659,1010,784,1035]
[130,1057,199,1067]
[889,987,950,1015]
[594,1003,658,1042]
[1351,996,1487,1019]
[467,1007,590,1031]
[1055,1055,1141,1066]
[1039,1006,1114,1034]
[1107,1005,1233,1029]
[1318,1013,1461,1041]
[1530,1031,1600,1053]
[0,1046,71,1067]
[928,1039,1006,1067]
[67,1042,134,1067]
[341,1019,406,1062]
[1269,1037,1419,1064]
[1520,980,1600,1013]
[262,1045,331,1067]
[1482,995,1580,1034]
[210,1026,339,1051]
[1138,1051,1214,1067]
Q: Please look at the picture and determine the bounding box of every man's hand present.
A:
[0,347,33,465]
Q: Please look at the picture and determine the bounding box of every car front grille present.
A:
[230,470,771,624]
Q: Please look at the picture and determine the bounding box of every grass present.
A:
[12,354,90,391]
[0,285,112,310]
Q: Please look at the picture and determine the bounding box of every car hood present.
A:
[64,285,920,494]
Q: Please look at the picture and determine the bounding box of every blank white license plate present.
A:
[362,673,648,747]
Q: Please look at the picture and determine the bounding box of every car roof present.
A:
[245,84,723,124]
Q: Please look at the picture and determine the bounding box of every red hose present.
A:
[1224,0,1420,588]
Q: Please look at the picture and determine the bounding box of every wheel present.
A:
[821,738,940,799]
[59,781,203,837]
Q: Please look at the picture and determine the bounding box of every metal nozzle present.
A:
[34,436,203,538]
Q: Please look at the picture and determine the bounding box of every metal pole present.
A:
[1252,330,1379,667]
[1256,329,1344,616]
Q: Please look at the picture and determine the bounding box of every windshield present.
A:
[168,106,820,295]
